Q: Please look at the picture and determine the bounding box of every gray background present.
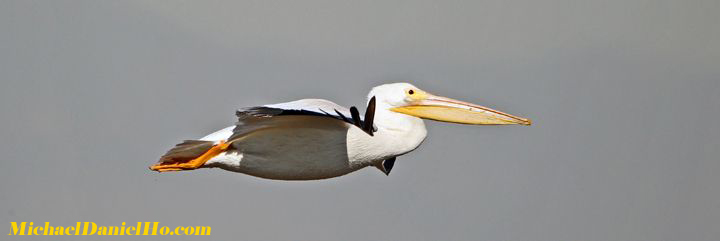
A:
[1,1,719,240]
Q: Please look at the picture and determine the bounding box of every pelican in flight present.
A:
[150,83,531,180]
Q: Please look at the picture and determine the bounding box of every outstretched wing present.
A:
[228,98,377,142]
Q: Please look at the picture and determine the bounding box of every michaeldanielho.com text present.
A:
[8,222,211,236]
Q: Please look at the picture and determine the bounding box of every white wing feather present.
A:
[264,99,353,117]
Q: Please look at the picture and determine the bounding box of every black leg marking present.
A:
[383,157,396,175]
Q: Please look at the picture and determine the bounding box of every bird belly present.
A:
[205,120,372,180]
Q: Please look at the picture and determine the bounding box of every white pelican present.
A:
[150,83,531,180]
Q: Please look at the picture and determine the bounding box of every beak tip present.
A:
[522,119,532,126]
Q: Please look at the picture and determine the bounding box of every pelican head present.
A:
[369,83,531,125]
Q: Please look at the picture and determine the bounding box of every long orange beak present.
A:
[390,92,531,126]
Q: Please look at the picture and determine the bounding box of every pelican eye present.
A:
[408,89,415,95]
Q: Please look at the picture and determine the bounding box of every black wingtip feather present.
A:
[350,106,362,128]
[334,109,350,123]
[363,96,376,136]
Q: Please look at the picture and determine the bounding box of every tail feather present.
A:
[158,140,215,164]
